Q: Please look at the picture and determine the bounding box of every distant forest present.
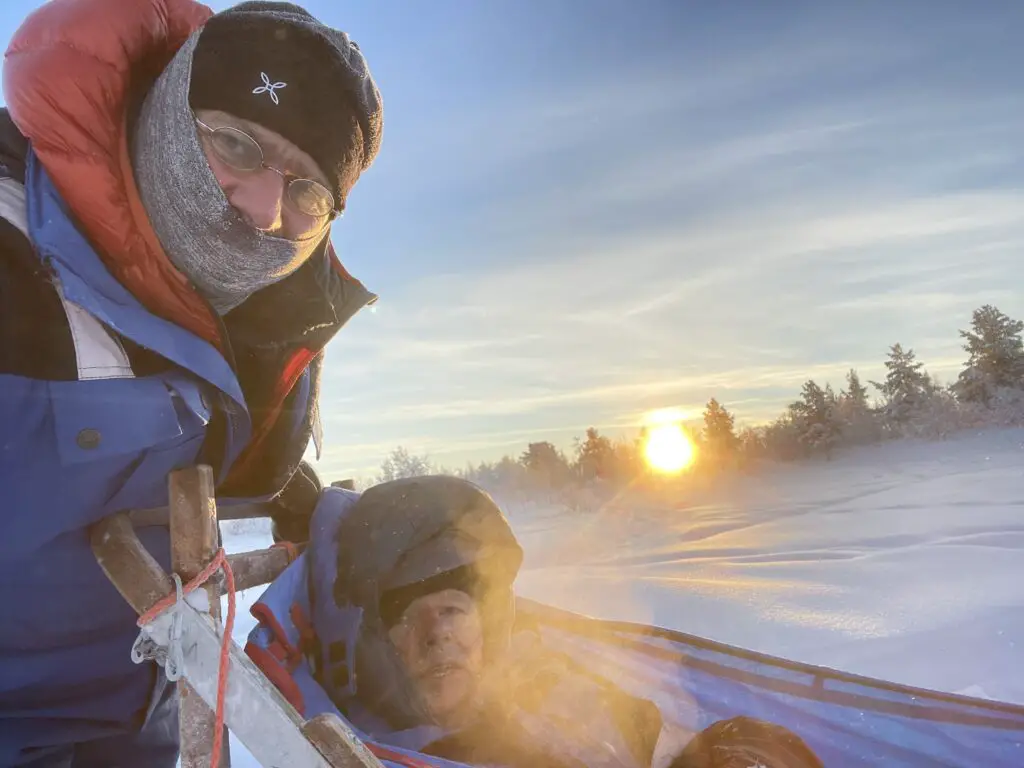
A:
[368,305,1024,499]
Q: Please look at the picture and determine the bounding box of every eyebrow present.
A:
[233,116,329,186]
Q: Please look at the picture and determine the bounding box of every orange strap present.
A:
[138,548,236,768]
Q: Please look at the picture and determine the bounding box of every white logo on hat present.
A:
[252,72,287,105]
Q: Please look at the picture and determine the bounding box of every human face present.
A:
[388,589,485,728]
[194,108,334,241]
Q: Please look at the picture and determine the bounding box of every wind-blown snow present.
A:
[223,427,1024,767]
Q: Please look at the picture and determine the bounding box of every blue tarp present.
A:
[517,599,1024,767]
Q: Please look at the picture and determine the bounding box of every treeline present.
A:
[371,305,1024,497]
[740,304,1024,462]
[374,426,645,498]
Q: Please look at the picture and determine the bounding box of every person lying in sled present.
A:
[328,474,668,768]
[246,475,823,768]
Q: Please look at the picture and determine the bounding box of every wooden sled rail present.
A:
[93,512,303,607]
[229,543,306,593]
[129,500,275,527]
[89,465,383,768]
[129,478,354,528]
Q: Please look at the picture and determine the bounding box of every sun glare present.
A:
[643,423,696,474]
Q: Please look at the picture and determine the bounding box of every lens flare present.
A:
[643,423,696,473]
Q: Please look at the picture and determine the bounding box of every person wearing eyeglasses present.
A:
[0,1,381,765]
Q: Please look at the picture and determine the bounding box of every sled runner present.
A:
[92,465,1024,768]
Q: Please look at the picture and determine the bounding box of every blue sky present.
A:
[3,1,1024,479]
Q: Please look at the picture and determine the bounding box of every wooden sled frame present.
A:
[89,465,384,768]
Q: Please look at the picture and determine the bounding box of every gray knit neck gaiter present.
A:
[131,30,327,315]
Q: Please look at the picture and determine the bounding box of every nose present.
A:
[226,167,285,232]
[422,611,454,648]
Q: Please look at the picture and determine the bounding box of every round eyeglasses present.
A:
[195,117,339,219]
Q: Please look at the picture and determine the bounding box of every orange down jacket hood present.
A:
[3,0,225,348]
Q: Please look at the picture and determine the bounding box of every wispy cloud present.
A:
[252,3,1024,476]
[322,142,1024,475]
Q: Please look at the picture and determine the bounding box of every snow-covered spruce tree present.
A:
[702,398,739,468]
[952,305,1024,409]
[519,441,573,490]
[843,368,870,409]
[376,446,433,483]
[788,379,841,459]
[837,368,880,445]
[870,344,937,436]
[573,427,616,483]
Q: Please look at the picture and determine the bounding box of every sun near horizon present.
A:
[642,410,697,474]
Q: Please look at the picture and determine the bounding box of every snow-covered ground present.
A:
[223,427,1024,766]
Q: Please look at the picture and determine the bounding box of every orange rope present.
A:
[138,548,236,768]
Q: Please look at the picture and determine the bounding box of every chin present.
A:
[423,671,476,724]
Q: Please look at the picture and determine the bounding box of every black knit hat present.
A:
[189,1,383,209]
[335,474,524,650]
[379,565,482,629]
